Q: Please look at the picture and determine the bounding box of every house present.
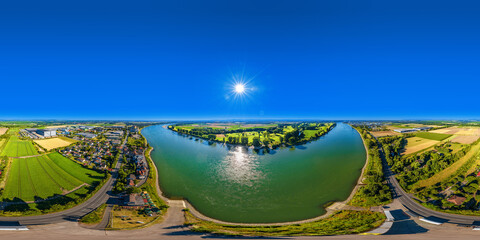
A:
[127,179,135,187]
[125,193,145,208]
[78,133,97,138]
[447,195,466,206]
[476,171,480,177]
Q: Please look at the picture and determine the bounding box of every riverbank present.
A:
[143,123,375,227]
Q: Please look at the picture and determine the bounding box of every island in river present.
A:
[169,122,335,149]
[142,122,367,223]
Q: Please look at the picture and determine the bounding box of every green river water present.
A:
[142,123,366,223]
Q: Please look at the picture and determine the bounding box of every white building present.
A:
[36,129,57,137]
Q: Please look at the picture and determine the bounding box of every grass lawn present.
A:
[0,136,39,157]
[186,210,385,236]
[110,207,157,229]
[415,132,452,141]
[2,153,104,202]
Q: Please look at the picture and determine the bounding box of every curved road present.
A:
[381,146,480,226]
[0,132,128,226]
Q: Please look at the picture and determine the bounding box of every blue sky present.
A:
[1,0,479,120]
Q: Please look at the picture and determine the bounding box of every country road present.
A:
[0,131,128,225]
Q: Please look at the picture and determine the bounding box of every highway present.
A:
[0,131,128,226]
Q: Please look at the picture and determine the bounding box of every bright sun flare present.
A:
[235,83,245,94]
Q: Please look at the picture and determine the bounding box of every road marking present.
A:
[419,218,442,225]
[0,226,29,231]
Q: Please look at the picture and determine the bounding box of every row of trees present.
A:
[350,128,392,207]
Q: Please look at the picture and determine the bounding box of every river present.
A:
[141,123,366,223]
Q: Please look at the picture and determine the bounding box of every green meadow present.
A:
[0,136,39,157]
[2,152,104,202]
[415,132,452,141]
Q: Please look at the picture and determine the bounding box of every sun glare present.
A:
[235,83,245,94]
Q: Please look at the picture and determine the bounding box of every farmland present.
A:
[430,127,480,144]
[402,137,439,155]
[2,152,105,202]
[34,137,78,151]
[0,128,7,135]
[370,130,400,138]
[0,136,39,157]
[414,132,452,141]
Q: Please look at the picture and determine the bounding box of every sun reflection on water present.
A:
[217,146,264,187]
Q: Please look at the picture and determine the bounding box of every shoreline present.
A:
[143,123,372,226]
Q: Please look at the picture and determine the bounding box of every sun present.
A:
[235,83,245,94]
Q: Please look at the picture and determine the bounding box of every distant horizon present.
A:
[0,117,479,122]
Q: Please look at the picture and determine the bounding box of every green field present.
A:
[415,132,452,141]
[0,136,39,157]
[2,152,105,202]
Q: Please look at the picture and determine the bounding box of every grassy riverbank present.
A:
[349,128,392,207]
[185,210,385,236]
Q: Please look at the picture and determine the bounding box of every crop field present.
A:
[451,135,480,144]
[402,137,439,155]
[415,132,452,141]
[370,131,401,138]
[34,137,78,151]
[0,128,7,135]
[0,136,39,157]
[429,127,480,144]
[2,152,104,202]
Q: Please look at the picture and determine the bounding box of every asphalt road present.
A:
[0,132,128,226]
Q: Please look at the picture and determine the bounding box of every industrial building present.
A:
[36,129,57,137]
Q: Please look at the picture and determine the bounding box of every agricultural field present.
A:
[1,152,105,202]
[0,128,7,136]
[430,127,480,144]
[415,132,452,141]
[370,131,400,138]
[34,137,78,151]
[387,123,440,130]
[402,137,439,155]
[0,136,39,157]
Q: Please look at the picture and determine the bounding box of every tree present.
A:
[126,187,142,194]
[252,137,261,147]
